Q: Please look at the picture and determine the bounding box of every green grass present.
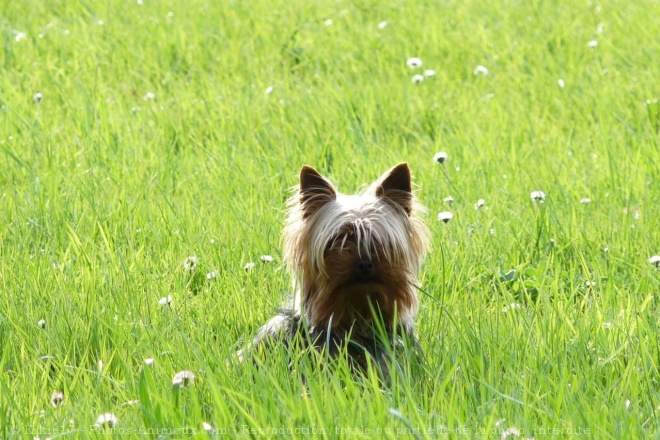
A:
[1,0,660,438]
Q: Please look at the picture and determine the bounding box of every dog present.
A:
[242,163,430,376]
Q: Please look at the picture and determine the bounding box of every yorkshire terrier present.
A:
[243,163,430,375]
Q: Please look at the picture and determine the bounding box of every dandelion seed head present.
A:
[588,40,598,49]
[172,370,195,388]
[378,21,388,29]
[474,199,485,210]
[144,358,155,367]
[433,152,448,164]
[500,427,521,439]
[443,195,454,204]
[625,399,631,410]
[580,197,592,204]
[51,391,64,408]
[411,74,424,84]
[603,322,612,329]
[15,31,27,42]
[33,92,43,103]
[143,92,155,101]
[473,65,489,76]
[530,191,546,202]
[438,211,453,223]
[424,69,436,77]
[558,79,565,88]
[260,255,274,263]
[502,303,522,313]
[407,57,422,69]
[158,295,173,306]
[324,19,333,26]
[38,319,47,329]
[264,86,274,95]
[95,413,118,428]
[206,270,218,280]
[244,262,256,272]
[183,256,198,271]
[649,255,660,267]
[202,422,214,433]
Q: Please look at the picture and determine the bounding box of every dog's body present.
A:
[245,163,430,374]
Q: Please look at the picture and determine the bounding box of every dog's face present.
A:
[282,163,430,333]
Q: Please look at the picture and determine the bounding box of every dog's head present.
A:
[282,163,430,333]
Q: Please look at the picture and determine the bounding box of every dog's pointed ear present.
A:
[299,166,337,217]
[375,163,413,215]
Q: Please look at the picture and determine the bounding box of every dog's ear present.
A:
[375,163,413,215]
[299,166,337,217]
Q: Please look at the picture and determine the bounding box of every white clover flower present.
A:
[587,40,598,49]
[473,65,489,76]
[443,195,454,204]
[144,358,155,367]
[558,79,565,88]
[433,152,448,164]
[649,255,660,268]
[264,85,274,95]
[244,262,256,272]
[95,413,118,428]
[33,92,43,103]
[51,391,64,408]
[474,199,485,210]
[183,256,198,271]
[411,74,424,84]
[438,211,453,223]
[580,197,592,204]
[423,69,436,77]
[260,255,274,263]
[378,21,388,29]
[530,191,546,202]
[143,92,155,101]
[158,296,173,306]
[172,370,195,388]
[407,57,422,69]
[206,270,218,280]
[38,319,47,329]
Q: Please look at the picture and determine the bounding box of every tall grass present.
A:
[1,0,659,438]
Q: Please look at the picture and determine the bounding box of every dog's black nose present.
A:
[355,259,375,280]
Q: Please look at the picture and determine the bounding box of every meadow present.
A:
[1,0,660,438]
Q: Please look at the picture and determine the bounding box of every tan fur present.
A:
[281,163,430,336]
